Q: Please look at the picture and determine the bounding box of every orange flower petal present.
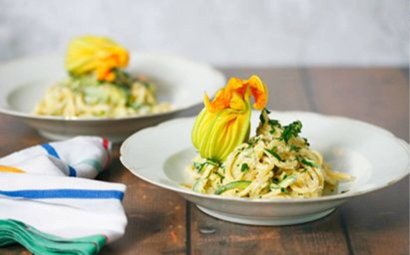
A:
[65,36,129,81]
[226,77,247,95]
[247,75,268,110]
[204,89,230,112]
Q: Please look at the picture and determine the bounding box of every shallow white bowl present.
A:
[0,53,226,142]
[120,111,409,225]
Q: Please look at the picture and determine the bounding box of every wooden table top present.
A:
[0,67,408,255]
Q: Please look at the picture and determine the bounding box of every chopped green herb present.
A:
[269,120,281,135]
[206,159,219,167]
[214,172,224,179]
[193,162,205,172]
[303,138,310,146]
[281,121,302,143]
[268,119,280,127]
[217,167,225,176]
[280,187,287,193]
[259,108,273,125]
[290,144,300,152]
[241,163,250,172]
[299,157,318,167]
[265,149,283,161]
[193,159,220,173]
[246,138,258,147]
[268,120,281,134]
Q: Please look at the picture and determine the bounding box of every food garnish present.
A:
[187,76,352,198]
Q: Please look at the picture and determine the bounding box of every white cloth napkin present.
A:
[0,136,111,178]
[0,136,127,243]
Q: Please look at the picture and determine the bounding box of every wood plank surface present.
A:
[302,68,409,141]
[97,148,187,255]
[304,67,409,255]
[0,67,408,255]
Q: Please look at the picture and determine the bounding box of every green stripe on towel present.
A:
[0,219,106,255]
[75,159,104,173]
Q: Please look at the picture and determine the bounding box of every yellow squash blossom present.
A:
[192,75,268,162]
[65,36,129,82]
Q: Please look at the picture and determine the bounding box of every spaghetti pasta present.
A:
[188,109,352,198]
[34,73,171,118]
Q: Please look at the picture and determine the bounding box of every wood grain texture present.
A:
[303,67,409,255]
[301,68,409,141]
[340,178,409,255]
[97,147,187,255]
[0,68,408,255]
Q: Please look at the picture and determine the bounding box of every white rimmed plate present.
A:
[0,53,226,142]
[120,111,409,225]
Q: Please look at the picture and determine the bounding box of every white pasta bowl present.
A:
[120,111,409,225]
[0,53,226,142]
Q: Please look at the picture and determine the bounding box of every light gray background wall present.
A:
[0,0,408,66]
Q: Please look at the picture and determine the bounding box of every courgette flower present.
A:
[65,36,129,82]
[192,75,268,162]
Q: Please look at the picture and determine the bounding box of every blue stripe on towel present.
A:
[41,144,77,177]
[40,143,60,159]
[0,189,124,200]
[67,166,77,177]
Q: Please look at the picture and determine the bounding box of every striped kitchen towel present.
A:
[0,137,127,255]
[0,136,111,178]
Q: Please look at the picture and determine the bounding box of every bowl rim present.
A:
[0,52,226,122]
[120,110,410,204]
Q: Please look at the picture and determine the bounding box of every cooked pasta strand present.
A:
[188,110,353,198]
